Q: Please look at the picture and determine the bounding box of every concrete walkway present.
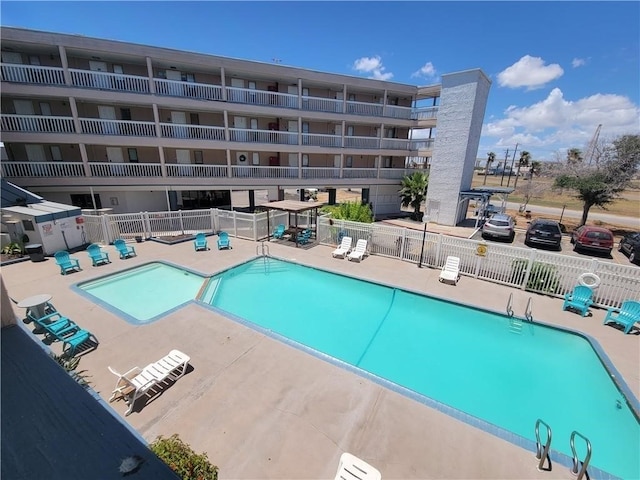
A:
[3,238,638,479]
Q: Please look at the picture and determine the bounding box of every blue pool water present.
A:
[201,258,639,479]
[77,263,205,323]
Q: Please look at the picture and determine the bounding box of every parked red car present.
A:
[571,225,614,255]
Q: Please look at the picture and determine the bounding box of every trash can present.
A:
[24,244,45,262]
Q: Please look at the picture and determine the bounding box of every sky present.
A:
[2,1,639,163]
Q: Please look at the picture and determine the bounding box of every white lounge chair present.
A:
[347,239,368,262]
[439,255,461,285]
[108,349,190,416]
[332,236,352,259]
[334,452,382,480]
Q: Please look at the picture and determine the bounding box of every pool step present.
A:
[243,260,289,275]
[508,318,523,334]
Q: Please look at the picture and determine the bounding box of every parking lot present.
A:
[470,228,635,265]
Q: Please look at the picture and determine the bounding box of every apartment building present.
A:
[0,27,490,225]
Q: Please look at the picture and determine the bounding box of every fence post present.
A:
[400,228,407,261]
[142,212,151,238]
[589,258,599,274]
[179,210,185,234]
[210,208,216,234]
[474,253,482,278]
[100,215,110,244]
[521,249,537,290]
[253,212,258,241]
[233,210,238,237]
[434,234,443,266]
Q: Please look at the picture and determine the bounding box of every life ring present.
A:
[476,244,488,257]
[578,272,601,288]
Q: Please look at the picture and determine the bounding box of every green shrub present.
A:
[511,259,560,294]
[1,242,24,255]
[150,434,218,480]
[321,201,373,223]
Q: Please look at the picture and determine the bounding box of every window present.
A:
[70,194,101,209]
[347,126,354,136]
[50,146,63,161]
[28,55,40,66]
[252,152,260,165]
[39,102,52,116]
[113,64,124,74]
[22,220,35,231]
[127,148,138,163]
[384,156,392,168]
[194,151,203,164]
[302,154,309,167]
[182,73,195,82]
[157,70,167,79]
[345,156,353,168]
[120,108,132,120]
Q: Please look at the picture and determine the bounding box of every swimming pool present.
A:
[77,262,205,323]
[201,257,639,479]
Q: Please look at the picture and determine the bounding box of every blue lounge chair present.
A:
[31,312,79,341]
[217,231,231,250]
[87,243,111,266]
[562,285,593,317]
[53,328,99,357]
[273,224,286,239]
[603,300,640,334]
[54,250,82,275]
[114,239,136,259]
[194,233,208,251]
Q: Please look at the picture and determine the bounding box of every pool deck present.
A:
[3,237,639,479]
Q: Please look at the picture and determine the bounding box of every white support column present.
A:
[341,120,346,147]
[297,78,302,109]
[146,57,156,94]
[158,146,167,177]
[226,149,232,177]
[376,155,382,179]
[382,89,388,116]
[223,111,230,141]
[339,153,344,178]
[342,84,347,114]
[58,45,71,86]
[69,97,81,134]
[152,104,161,138]
[298,152,302,179]
[298,117,302,146]
[220,67,227,101]
[79,144,91,177]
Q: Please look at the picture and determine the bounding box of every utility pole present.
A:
[506,143,519,187]
[500,149,509,186]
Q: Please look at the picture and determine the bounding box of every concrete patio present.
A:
[2,236,638,479]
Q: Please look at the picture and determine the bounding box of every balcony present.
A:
[69,69,150,94]
[302,133,342,148]
[344,136,380,149]
[228,128,298,145]
[2,161,411,182]
[80,119,156,137]
[160,123,225,141]
[227,87,298,109]
[411,106,438,120]
[1,64,65,85]
[346,100,384,117]
[1,114,75,133]
[155,79,222,101]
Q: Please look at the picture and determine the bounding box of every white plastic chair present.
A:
[439,255,461,285]
[334,452,382,480]
[347,239,368,262]
[332,236,352,259]
[108,349,190,416]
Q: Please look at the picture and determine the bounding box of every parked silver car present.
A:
[482,213,515,242]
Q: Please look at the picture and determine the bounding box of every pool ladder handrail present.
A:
[570,431,591,479]
[525,297,533,322]
[534,418,552,471]
[506,292,514,317]
[256,241,270,257]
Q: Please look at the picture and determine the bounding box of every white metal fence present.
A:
[81,210,639,309]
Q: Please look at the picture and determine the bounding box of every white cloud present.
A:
[572,57,586,68]
[482,88,640,159]
[352,55,393,81]
[411,62,437,79]
[497,55,564,89]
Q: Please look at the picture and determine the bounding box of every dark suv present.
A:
[619,232,640,264]
[525,219,562,250]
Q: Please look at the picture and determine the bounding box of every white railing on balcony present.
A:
[160,123,225,141]
[1,161,85,177]
[166,164,228,177]
[80,119,156,137]
[154,79,223,101]
[381,138,411,150]
[411,139,435,150]
[69,69,150,94]
[344,136,380,149]
[89,162,162,177]
[342,168,378,178]
[411,106,438,120]
[379,168,411,179]
[231,166,298,178]
[384,105,413,119]
[226,87,298,109]
[1,63,66,85]
[346,100,384,117]
[229,128,297,145]
[1,114,75,133]
[301,133,342,147]
[302,167,341,179]
[302,96,343,113]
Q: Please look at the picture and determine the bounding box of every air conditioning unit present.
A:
[236,152,249,165]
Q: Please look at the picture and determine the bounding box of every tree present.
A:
[567,148,583,164]
[399,171,429,221]
[513,150,531,189]
[554,134,640,226]
[519,161,546,212]
[483,152,496,185]
[321,201,374,223]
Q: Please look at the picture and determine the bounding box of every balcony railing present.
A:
[381,138,411,150]
[378,168,412,179]
[385,105,413,119]
[1,64,66,85]
[411,106,438,120]
[301,167,341,178]
[69,69,150,94]
[302,133,342,147]
[166,164,228,177]
[155,79,223,101]
[411,139,435,150]
[344,136,380,149]
[226,87,298,109]
[80,119,157,137]
[302,96,342,113]
[160,123,226,141]
[89,162,162,177]
[342,168,378,178]
[1,114,75,133]
[346,100,384,117]
[231,165,298,178]
[229,128,298,145]
[1,161,85,177]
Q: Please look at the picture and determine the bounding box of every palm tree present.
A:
[483,152,496,185]
[399,171,429,221]
[513,151,531,189]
